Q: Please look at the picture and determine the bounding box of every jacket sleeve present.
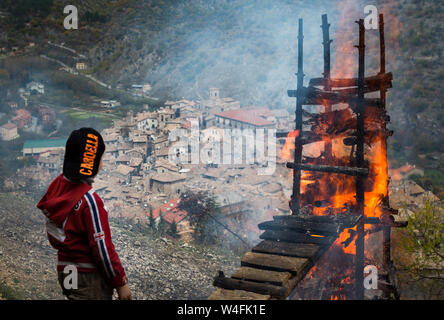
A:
[82,191,128,288]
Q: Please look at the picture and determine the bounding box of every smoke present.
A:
[144,0,350,109]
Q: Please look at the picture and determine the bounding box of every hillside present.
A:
[0,0,442,193]
[0,192,239,300]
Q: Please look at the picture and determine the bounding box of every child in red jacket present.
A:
[37,128,132,300]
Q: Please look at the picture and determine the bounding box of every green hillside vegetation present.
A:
[386,0,444,198]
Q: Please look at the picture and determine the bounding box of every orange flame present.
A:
[281,130,299,160]
[284,1,402,300]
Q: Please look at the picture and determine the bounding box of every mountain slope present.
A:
[0,192,239,299]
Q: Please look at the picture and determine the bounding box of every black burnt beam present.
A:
[309,72,393,89]
[290,18,305,215]
[354,18,366,301]
[286,163,369,177]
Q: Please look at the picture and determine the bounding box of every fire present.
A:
[281,130,299,160]
[282,2,401,300]
[331,0,361,79]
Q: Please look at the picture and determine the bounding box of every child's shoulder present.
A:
[81,189,105,210]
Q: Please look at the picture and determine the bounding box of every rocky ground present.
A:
[0,192,240,300]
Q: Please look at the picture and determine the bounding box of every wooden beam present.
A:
[309,72,393,88]
[288,87,384,108]
[291,17,305,215]
[332,83,392,96]
[252,240,320,259]
[258,220,341,236]
[273,214,362,228]
[213,273,287,298]
[232,267,292,286]
[241,252,309,274]
[208,288,271,300]
[286,163,369,177]
[260,230,334,245]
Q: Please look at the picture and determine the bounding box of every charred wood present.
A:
[308,72,393,89]
[213,271,288,298]
[258,220,342,236]
[273,214,362,228]
[287,163,369,176]
[288,87,383,109]
[260,229,334,245]
[252,241,320,259]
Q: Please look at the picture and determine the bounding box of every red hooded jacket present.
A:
[37,174,128,288]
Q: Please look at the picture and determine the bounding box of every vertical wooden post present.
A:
[379,13,392,282]
[321,14,333,158]
[355,19,366,300]
[291,18,304,215]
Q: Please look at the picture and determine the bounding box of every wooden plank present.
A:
[260,230,334,245]
[308,72,393,88]
[252,240,321,259]
[241,252,309,274]
[208,288,271,300]
[213,274,287,298]
[282,260,317,296]
[273,214,362,228]
[258,220,341,235]
[287,163,369,177]
[232,267,292,286]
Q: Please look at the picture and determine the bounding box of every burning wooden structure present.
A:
[209,13,406,300]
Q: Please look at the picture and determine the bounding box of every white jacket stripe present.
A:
[84,191,115,278]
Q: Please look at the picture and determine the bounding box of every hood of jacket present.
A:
[37,174,92,225]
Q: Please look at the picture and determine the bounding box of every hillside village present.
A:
[3,83,438,246]
[6,88,298,244]
[0,0,440,251]
[0,80,59,140]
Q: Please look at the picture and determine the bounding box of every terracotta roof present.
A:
[129,158,143,167]
[154,136,168,144]
[117,144,131,151]
[154,159,179,172]
[15,109,31,117]
[1,123,17,129]
[136,112,157,121]
[159,108,175,114]
[156,147,170,157]
[116,155,131,162]
[215,107,273,126]
[103,134,118,142]
[132,135,147,143]
[149,198,188,223]
[116,164,135,175]
[125,147,145,155]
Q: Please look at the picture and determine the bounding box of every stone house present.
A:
[0,123,19,141]
[149,172,186,195]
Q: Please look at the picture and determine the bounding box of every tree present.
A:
[177,190,223,244]
[396,198,444,299]
[157,214,168,236]
[168,219,180,239]
[148,210,156,230]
